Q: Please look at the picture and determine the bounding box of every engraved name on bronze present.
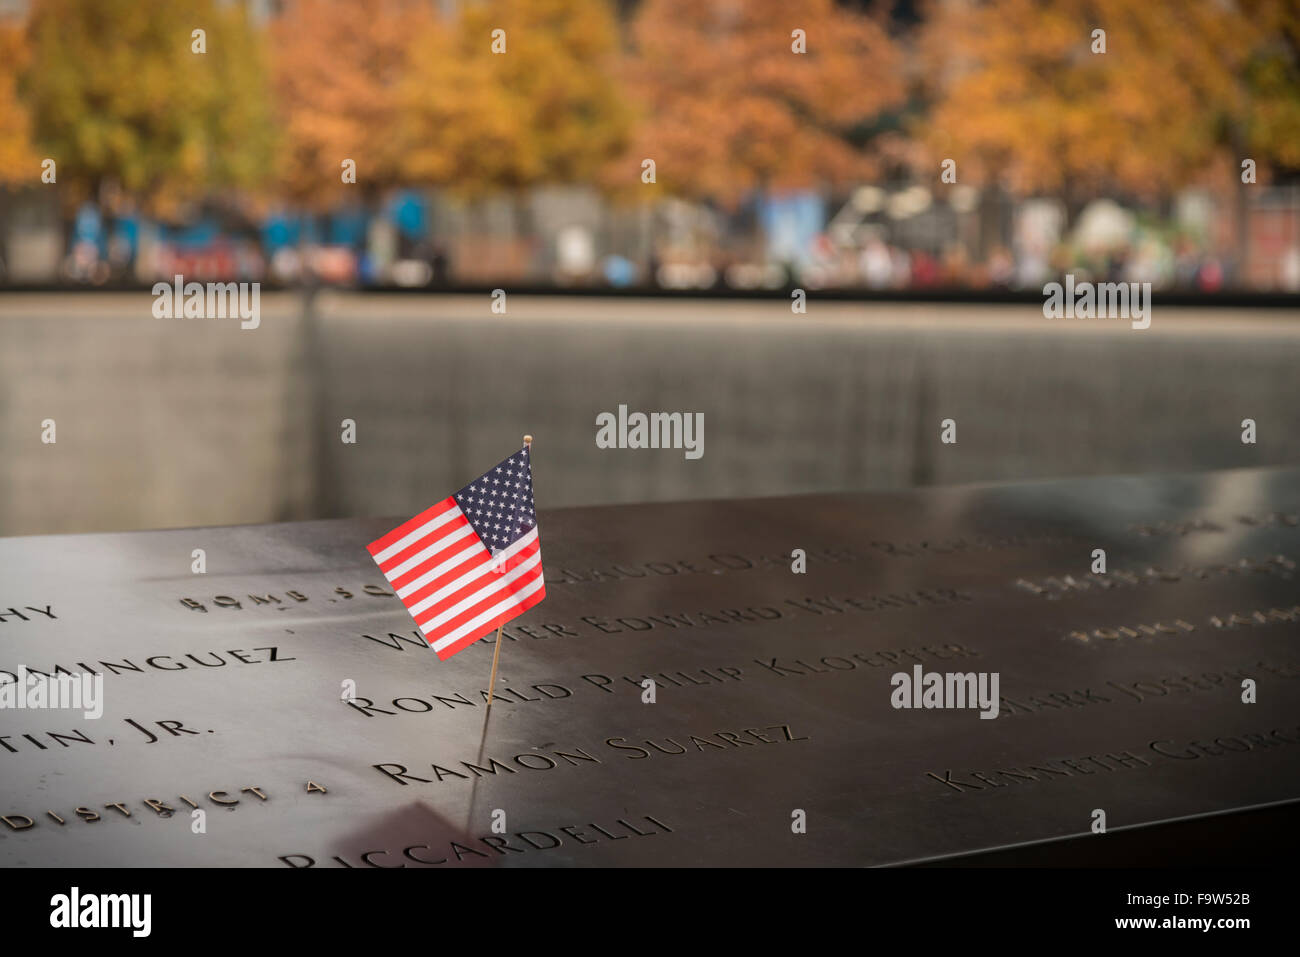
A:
[359,626,579,654]
[1070,606,1300,642]
[999,660,1299,717]
[1128,511,1299,537]
[0,605,57,626]
[1016,554,1294,599]
[927,723,1300,793]
[1208,605,1300,629]
[1237,511,1300,528]
[345,645,983,721]
[0,647,295,686]
[548,533,1082,587]
[347,682,576,717]
[0,717,208,754]
[1068,619,1197,643]
[359,589,977,657]
[177,584,393,613]
[1128,518,1226,537]
[278,814,672,867]
[869,533,1080,557]
[574,589,976,638]
[373,724,809,787]
[550,547,856,586]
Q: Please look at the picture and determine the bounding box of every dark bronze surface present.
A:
[2,466,1299,866]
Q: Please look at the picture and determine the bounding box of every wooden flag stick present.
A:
[485,434,532,710]
[485,623,505,708]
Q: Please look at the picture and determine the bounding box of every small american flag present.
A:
[366,444,545,660]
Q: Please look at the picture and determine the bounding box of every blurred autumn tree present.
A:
[0,19,35,183]
[622,0,905,203]
[396,0,632,194]
[21,0,277,216]
[919,0,1300,202]
[270,0,435,205]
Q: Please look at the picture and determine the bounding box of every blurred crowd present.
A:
[26,185,1300,293]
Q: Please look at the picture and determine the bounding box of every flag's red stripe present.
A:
[379,513,472,576]
[422,571,545,645]
[422,567,545,645]
[400,545,493,611]
[367,497,457,556]
[433,586,547,660]
[389,529,482,592]
[423,563,544,639]
[413,539,542,627]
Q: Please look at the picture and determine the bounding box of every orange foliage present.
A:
[270,0,434,202]
[920,0,1297,196]
[0,20,35,182]
[623,0,905,202]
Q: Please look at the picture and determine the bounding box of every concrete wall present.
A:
[1,292,1297,536]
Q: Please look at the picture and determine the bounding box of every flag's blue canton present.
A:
[452,445,536,555]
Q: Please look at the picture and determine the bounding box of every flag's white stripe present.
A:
[429,573,546,651]
[383,521,475,581]
[395,535,485,599]
[406,528,539,612]
[418,549,542,631]
[373,504,463,565]
[418,555,542,636]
